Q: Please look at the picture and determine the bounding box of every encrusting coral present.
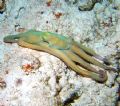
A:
[3,30,116,82]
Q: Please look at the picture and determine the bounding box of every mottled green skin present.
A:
[4,30,71,49]
[3,29,115,82]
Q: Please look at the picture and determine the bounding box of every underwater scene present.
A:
[0,0,120,106]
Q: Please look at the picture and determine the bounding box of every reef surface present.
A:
[0,0,120,106]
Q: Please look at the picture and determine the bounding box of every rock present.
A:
[0,0,5,13]
[65,0,78,5]
[65,0,101,11]
[78,0,101,11]
[19,53,41,73]
[114,0,120,10]
[0,77,6,89]
[105,71,117,87]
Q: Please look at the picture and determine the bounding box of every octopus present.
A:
[3,29,116,82]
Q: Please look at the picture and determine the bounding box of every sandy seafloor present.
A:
[0,0,120,106]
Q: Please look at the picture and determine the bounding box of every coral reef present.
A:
[0,0,120,106]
